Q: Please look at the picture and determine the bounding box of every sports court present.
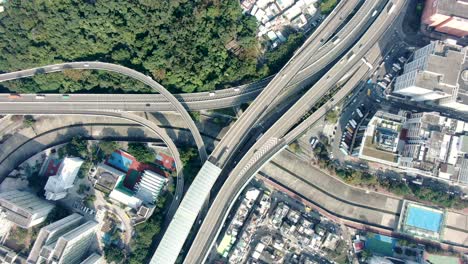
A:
[365,233,395,256]
[107,151,133,172]
[405,204,443,233]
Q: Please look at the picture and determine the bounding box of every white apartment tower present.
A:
[394,40,468,111]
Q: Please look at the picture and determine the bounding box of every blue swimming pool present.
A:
[405,205,443,232]
[107,152,132,172]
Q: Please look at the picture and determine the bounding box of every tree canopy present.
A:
[0,0,267,93]
[127,142,155,163]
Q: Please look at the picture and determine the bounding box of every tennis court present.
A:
[405,204,443,232]
[365,233,395,256]
[107,152,133,172]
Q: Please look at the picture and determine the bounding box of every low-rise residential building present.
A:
[241,0,319,48]
[393,41,468,111]
[216,188,269,261]
[44,157,83,201]
[0,190,54,228]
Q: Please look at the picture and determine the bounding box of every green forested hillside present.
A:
[0,0,268,93]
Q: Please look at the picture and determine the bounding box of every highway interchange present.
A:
[184,1,407,262]
[0,0,448,263]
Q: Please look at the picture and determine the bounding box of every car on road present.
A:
[8,93,21,99]
[310,137,318,148]
[62,94,70,99]
[36,94,45,99]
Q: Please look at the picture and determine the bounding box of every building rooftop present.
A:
[434,0,468,19]
[44,157,83,200]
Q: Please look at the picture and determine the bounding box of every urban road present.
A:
[209,0,386,168]
[0,61,208,162]
[0,0,408,263]
[0,0,363,118]
[184,0,406,263]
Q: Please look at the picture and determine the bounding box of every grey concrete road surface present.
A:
[184,1,406,262]
[0,61,208,162]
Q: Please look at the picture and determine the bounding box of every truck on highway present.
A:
[392,63,402,71]
[356,109,363,118]
[62,94,70,99]
[36,94,45,99]
[8,93,20,99]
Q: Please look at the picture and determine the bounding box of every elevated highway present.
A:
[209,0,387,167]
[0,76,272,111]
[184,0,406,262]
[0,62,208,162]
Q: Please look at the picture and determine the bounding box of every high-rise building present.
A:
[27,213,83,263]
[0,190,54,228]
[28,213,98,264]
[421,0,468,37]
[79,253,103,264]
[44,157,83,201]
[393,41,468,111]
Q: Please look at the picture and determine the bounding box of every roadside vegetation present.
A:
[180,147,202,185]
[320,0,339,14]
[265,32,305,74]
[313,143,468,209]
[127,142,155,164]
[127,194,168,264]
[0,1,266,94]
[0,0,343,94]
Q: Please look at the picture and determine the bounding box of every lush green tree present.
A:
[321,0,339,14]
[265,32,305,74]
[66,136,88,159]
[78,161,92,179]
[325,109,339,123]
[0,0,266,94]
[179,147,201,184]
[104,245,125,263]
[22,115,36,127]
[127,142,155,163]
[98,141,119,156]
[45,204,71,225]
[128,193,169,263]
[289,142,301,154]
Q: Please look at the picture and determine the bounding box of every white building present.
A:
[0,190,54,228]
[134,170,168,205]
[30,214,98,264]
[393,40,468,111]
[109,170,167,209]
[44,157,83,201]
